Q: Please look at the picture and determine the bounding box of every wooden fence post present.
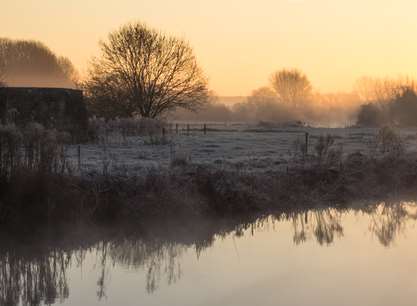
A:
[77,145,81,171]
[305,132,309,155]
[203,124,207,135]
[187,124,190,136]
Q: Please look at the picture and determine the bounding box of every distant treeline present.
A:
[355,77,417,127]
[0,38,78,88]
[2,28,417,127]
[174,76,417,128]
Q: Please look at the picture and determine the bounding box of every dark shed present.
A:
[0,87,88,139]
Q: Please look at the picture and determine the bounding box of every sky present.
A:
[2,0,417,96]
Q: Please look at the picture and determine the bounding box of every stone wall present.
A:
[0,87,88,139]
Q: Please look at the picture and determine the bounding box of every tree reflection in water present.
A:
[0,246,79,306]
[289,208,344,245]
[1,201,417,305]
[368,201,417,247]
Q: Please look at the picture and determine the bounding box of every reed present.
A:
[0,123,71,180]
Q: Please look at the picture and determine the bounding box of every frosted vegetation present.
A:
[0,118,414,177]
[2,118,417,226]
[62,118,416,176]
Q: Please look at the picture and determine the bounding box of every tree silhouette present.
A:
[354,76,417,104]
[389,88,417,126]
[270,68,312,107]
[84,22,209,119]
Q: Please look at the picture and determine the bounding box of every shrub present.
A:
[194,167,267,214]
[356,103,385,127]
[376,126,404,157]
[314,134,341,166]
[389,88,417,127]
[0,123,70,179]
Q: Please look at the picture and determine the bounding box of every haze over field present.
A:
[2,0,417,96]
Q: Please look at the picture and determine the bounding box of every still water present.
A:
[2,202,417,306]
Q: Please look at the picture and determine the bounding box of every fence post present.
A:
[162,127,166,136]
[305,132,309,155]
[176,123,179,134]
[77,145,81,171]
[203,124,207,135]
[187,124,190,136]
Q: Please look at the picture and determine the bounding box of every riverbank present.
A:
[1,150,417,228]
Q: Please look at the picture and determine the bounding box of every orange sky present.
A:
[2,0,417,95]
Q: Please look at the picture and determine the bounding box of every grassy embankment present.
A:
[0,123,416,227]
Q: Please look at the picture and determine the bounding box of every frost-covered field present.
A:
[67,125,417,175]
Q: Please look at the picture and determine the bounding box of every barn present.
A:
[0,87,88,139]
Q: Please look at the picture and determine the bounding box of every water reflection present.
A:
[0,244,74,306]
[289,209,344,245]
[1,201,417,306]
[368,202,417,246]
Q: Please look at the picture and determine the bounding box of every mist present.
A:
[172,73,417,127]
[171,87,362,127]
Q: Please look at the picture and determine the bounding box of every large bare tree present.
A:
[85,22,209,119]
[270,69,312,107]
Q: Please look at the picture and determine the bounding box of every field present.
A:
[67,124,417,175]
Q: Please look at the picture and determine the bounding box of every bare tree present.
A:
[84,22,209,119]
[247,86,278,105]
[270,69,312,107]
[354,76,417,104]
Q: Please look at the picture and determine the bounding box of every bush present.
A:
[194,167,267,214]
[356,103,385,127]
[314,134,342,166]
[376,126,404,157]
[389,88,417,126]
[0,123,70,179]
[356,88,417,127]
